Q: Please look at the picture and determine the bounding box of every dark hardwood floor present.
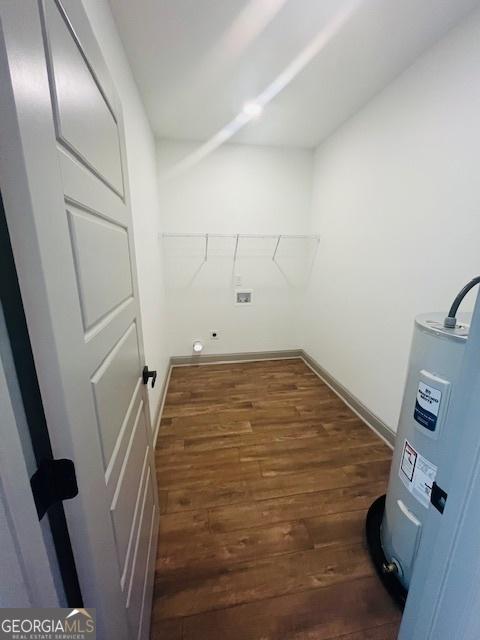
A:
[151,358,400,639]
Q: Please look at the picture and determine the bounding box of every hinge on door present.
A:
[30,458,78,520]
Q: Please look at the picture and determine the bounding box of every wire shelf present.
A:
[161,233,320,262]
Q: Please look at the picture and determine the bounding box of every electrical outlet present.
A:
[210,330,219,340]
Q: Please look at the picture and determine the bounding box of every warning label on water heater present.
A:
[399,439,437,508]
[414,381,442,431]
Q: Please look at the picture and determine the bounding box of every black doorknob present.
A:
[142,366,157,388]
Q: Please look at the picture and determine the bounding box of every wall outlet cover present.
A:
[235,289,253,305]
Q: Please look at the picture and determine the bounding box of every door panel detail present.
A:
[91,322,141,468]
[67,205,133,331]
[126,466,155,632]
[111,400,149,573]
[44,1,124,196]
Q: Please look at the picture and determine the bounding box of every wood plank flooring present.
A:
[151,358,400,639]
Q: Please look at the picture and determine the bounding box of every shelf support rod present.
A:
[272,235,282,262]
[233,234,239,263]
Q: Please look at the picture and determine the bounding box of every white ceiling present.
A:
[109,0,480,149]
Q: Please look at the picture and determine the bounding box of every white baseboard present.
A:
[170,349,303,366]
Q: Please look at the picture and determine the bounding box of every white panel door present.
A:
[0,2,159,638]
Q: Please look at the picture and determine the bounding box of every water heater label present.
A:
[414,381,442,431]
[399,439,438,508]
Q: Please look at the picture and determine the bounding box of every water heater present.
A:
[367,277,480,607]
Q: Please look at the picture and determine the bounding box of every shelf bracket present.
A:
[272,235,282,262]
[233,234,239,263]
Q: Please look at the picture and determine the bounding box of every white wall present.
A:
[83,0,169,424]
[157,140,314,356]
[85,0,480,436]
[302,9,480,432]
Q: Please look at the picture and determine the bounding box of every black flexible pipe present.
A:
[444,276,480,328]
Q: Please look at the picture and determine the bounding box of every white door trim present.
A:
[0,305,60,607]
